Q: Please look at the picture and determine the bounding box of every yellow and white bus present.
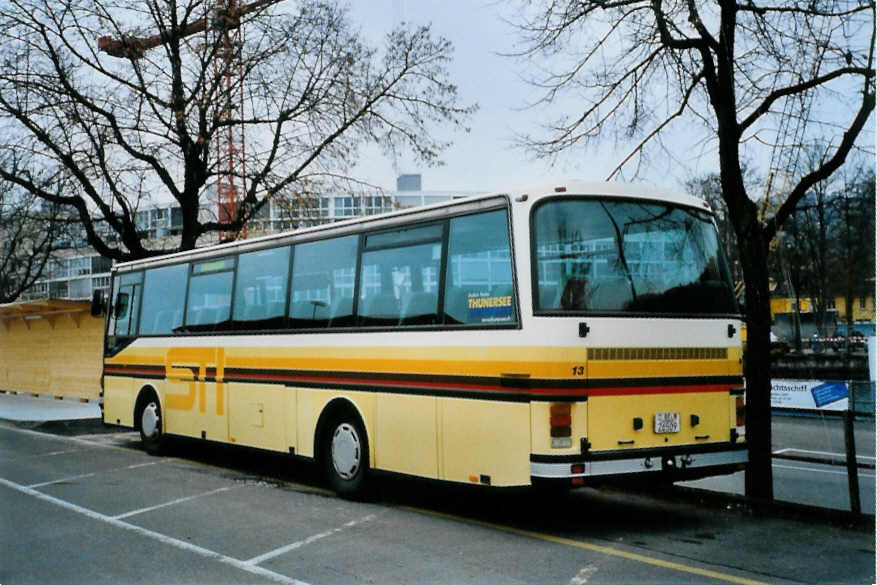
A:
[99,181,746,496]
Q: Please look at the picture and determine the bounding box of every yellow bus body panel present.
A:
[294,388,376,463]
[103,375,136,427]
[163,378,228,443]
[103,341,742,485]
[375,394,438,479]
[587,392,731,451]
[227,383,288,452]
[440,398,530,486]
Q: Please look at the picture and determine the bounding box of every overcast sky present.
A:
[338,1,870,196]
[345,0,634,193]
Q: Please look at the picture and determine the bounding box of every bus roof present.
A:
[512,180,709,211]
[112,181,708,273]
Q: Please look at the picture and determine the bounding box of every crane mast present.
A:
[98,0,281,241]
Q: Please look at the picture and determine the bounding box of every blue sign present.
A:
[810,381,849,407]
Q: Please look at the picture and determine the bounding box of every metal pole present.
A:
[843,407,861,515]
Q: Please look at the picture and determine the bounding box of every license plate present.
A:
[654,411,680,434]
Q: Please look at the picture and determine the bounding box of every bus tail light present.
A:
[735,395,745,427]
[550,403,572,448]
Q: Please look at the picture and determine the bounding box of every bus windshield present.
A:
[533,198,737,315]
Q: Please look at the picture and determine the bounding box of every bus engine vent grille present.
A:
[588,347,728,361]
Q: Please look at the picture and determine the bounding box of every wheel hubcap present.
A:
[141,402,160,439]
[331,423,361,480]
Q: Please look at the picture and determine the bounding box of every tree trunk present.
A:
[739,230,774,501]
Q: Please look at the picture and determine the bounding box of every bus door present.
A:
[108,272,143,342]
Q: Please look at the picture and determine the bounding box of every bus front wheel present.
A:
[136,390,164,455]
[321,412,370,499]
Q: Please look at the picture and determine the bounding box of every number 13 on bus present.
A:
[97,181,746,497]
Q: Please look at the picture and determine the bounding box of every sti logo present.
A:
[164,347,226,415]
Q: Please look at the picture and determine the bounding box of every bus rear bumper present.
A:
[530,443,747,484]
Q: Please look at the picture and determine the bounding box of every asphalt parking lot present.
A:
[1,420,874,585]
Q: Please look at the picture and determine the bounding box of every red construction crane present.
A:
[99,0,281,240]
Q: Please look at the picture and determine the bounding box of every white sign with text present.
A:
[771,379,849,411]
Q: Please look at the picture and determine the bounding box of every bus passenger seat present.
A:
[290,300,314,320]
[267,301,285,319]
[327,295,353,326]
[243,303,266,321]
[199,307,218,326]
[152,309,175,334]
[361,293,399,321]
[443,287,471,324]
[399,292,437,325]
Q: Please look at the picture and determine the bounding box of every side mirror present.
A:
[91,290,106,317]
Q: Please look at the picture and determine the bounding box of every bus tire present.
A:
[135,388,164,455]
[321,409,370,499]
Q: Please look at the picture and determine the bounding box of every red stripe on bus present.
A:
[105,365,735,397]
[582,384,735,396]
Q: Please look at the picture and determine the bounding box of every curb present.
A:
[658,483,875,532]
[1,417,116,436]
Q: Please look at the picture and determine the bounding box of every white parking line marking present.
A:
[773,463,876,479]
[113,486,236,519]
[41,448,92,457]
[74,432,139,441]
[28,472,97,488]
[126,461,163,470]
[12,448,92,461]
[774,448,875,460]
[0,476,311,585]
[245,513,378,566]
[26,461,162,488]
[0,451,91,465]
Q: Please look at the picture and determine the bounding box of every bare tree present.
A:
[770,146,837,348]
[0,0,475,262]
[829,164,876,333]
[512,1,875,499]
[0,175,69,303]
[685,165,761,285]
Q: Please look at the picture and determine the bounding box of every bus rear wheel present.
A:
[321,413,370,499]
[136,391,164,455]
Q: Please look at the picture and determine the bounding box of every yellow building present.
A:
[833,295,876,323]
[769,295,875,324]
[0,300,103,401]
[770,297,813,317]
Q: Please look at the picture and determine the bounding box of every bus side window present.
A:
[290,235,358,328]
[139,264,188,335]
[186,258,235,332]
[232,246,290,330]
[359,224,442,327]
[444,209,515,325]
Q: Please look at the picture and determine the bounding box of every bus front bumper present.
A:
[530,443,747,485]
